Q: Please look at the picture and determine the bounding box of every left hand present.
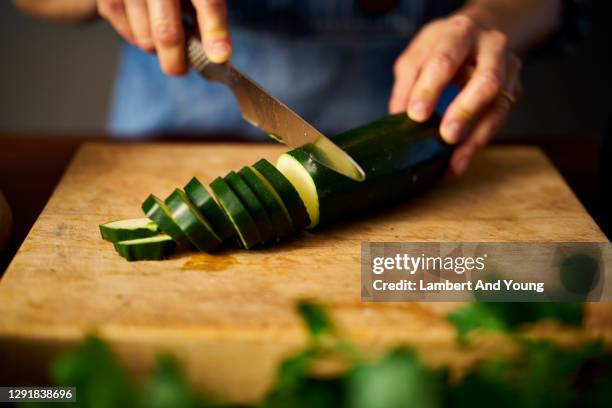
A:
[389,13,523,175]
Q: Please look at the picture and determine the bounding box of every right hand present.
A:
[96,0,231,75]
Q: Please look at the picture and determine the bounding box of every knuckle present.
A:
[429,51,457,77]
[105,0,124,14]
[154,22,182,46]
[450,14,476,35]
[489,30,509,50]
[478,70,502,96]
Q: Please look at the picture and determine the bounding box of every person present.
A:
[14,0,561,175]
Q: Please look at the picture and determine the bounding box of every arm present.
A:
[460,0,562,52]
[390,0,562,175]
[12,0,97,23]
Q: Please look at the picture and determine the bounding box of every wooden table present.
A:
[0,140,610,404]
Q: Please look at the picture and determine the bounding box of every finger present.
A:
[440,30,508,144]
[407,15,477,122]
[98,0,135,44]
[192,0,231,63]
[388,45,427,114]
[124,0,153,51]
[450,54,521,175]
[463,54,521,151]
[148,0,186,75]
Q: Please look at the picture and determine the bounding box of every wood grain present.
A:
[0,143,609,403]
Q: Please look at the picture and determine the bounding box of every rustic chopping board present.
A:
[0,143,610,403]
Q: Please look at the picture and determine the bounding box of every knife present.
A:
[186,36,366,182]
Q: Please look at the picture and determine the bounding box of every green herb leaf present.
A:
[296,300,335,340]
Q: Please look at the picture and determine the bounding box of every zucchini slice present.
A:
[142,194,194,249]
[239,166,293,240]
[99,217,159,243]
[225,171,276,245]
[165,188,222,251]
[277,113,453,227]
[209,177,261,249]
[251,159,310,230]
[184,177,235,241]
[114,234,175,261]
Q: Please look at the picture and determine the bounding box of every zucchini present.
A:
[165,189,222,251]
[225,171,276,245]
[184,177,235,241]
[142,194,194,249]
[239,166,293,240]
[276,114,452,227]
[252,159,310,230]
[99,217,159,243]
[105,114,451,258]
[114,234,175,261]
[209,177,261,249]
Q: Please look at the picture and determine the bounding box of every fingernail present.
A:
[442,121,460,143]
[409,101,428,122]
[209,41,231,62]
[454,155,469,175]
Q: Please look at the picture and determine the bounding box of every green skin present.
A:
[252,159,310,230]
[209,177,261,249]
[114,236,176,261]
[285,114,453,225]
[239,166,294,241]
[184,177,236,242]
[225,171,276,245]
[99,219,159,243]
[165,189,222,252]
[141,194,194,250]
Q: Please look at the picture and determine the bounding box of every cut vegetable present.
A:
[275,154,319,228]
[106,114,452,259]
[165,189,222,251]
[277,113,452,227]
[225,171,276,245]
[114,234,175,261]
[239,166,293,240]
[184,177,235,241]
[252,159,310,230]
[99,217,159,243]
[142,194,194,249]
[209,177,261,249]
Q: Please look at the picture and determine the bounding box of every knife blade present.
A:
[186,37,366,182]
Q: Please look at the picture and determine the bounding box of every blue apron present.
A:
[108,0,461,139]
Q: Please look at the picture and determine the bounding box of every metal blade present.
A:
[186,37,366,182]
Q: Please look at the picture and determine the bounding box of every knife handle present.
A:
[186,36,230,84]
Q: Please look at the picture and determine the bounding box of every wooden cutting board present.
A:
[0,143,610,403]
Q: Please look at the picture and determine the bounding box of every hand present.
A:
[389,13,523,175]
[96,0,232,74]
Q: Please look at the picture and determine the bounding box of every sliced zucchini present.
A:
[165,188,222,251]
[251,159,310,230]
[99,217,159,243]
[239,166,293,240]
[225,171,276,244]
[276,154,319,228]
[209,177,261,249]
[142,194,194,249]
[114,234,175,261]
[277,113,452,227]
[184,177,235,241]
